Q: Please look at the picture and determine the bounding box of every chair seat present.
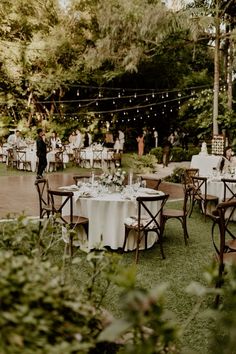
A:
[223,252,236,264]
[124,216,157,230]
[195,194,218,201]
[163,209,184,218]
[63,215,89,225]
[226,239,236,251]
[224,197,236,203]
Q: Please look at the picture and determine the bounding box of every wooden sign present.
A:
[211,135,224,155]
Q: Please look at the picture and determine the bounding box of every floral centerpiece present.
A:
[100,168,126,191]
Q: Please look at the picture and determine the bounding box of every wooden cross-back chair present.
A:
[140,176,162,190]
[123,194,169,263]
[184,168,199,189]
[189,176,218,220]
[7,148,17,168]
[221,178,236,202]
[73,174,91,185]
[48,189,89,257]
[92,149,103,168]
[34,178,52,218]
[162,175,191,245]
[16,149,32,171]
[210,200,236,305]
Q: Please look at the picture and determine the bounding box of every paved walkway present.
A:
[0,162,190,218]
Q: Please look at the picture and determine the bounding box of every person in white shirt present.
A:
[153,129,158,147]
[74,129,83,148]
[118,130,125,151]
[7,130,22,148]
[114,137,121,152]
[50,131,62,150]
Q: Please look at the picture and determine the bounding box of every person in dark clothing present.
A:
[83,132,89,148]
[36,128,47,179]
[162,137,172,167]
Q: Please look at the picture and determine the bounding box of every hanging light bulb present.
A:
[118,92,121,98]
[96,101,98,106]
[152,92,155,98]
[134,93,137,98]
[137,109,139,113]
[150,107,153,110]
[129,99,132,103]
[98,91,102,97]
[77,89,80,96]
[113,100,116,104]
[145,97,148,101]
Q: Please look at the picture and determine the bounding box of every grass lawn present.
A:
[0,157,217,353]
[48,202,216,354]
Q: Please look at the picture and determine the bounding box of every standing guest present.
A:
[83,132,90,148]
[136,133,144,156]
[114,136,121,152]
[105,131,114,148]
[88,131,92,146]
[153,129,158,148]
[162,137,172,167]
[118,130,125,151]
[69,131,76,146]
[144,128,152,153]
[168,132,175,146]
[7,130,23,148]
[36,129,47,179]
[50,131,62,150]
[75,129,83,148]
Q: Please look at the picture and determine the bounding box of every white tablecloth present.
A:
[190,154,222,176]
[63,187,164,250]
[207,177,236,202]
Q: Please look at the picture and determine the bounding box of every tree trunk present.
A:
[213,0,220,136]
[227,20,233,110]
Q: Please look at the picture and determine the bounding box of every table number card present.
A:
[211,135,225,155]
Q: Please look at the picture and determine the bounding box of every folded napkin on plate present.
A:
[58,185,79,191]
[138,187,161,195]
[124,215,156,228]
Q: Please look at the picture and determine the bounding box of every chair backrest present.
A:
[48,189,73,224]
[191,176,208,201]
[211,200,236,265]
[16,149,27,163]
[93,149,103,160]
[184,168,199,185]
[106,149,114,160]
[221,178,236,202]
[140,177,161,190]
[7,148,16,163]
[136,194,169,233]
[73,174,91,184]
[79,149,87,160]
[34,178,50,218]
[55,151,63,163]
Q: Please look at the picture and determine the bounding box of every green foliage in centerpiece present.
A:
[100,168,126,188]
